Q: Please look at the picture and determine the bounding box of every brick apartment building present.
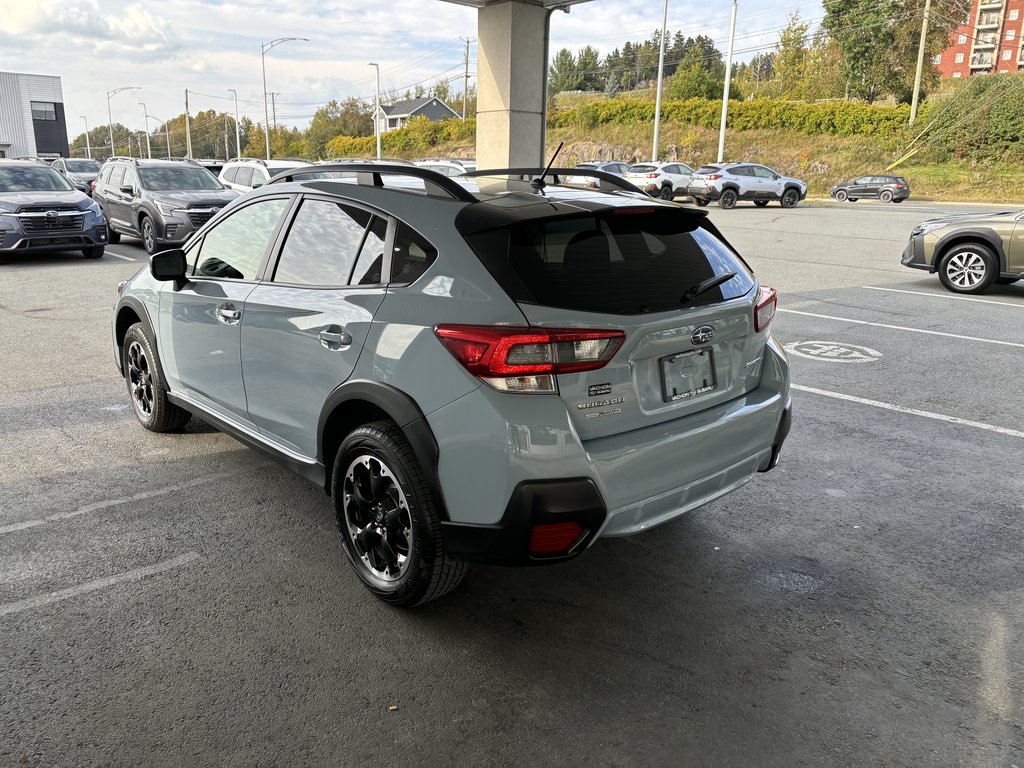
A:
[937,0,1024,77]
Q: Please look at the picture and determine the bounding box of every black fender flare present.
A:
[933,228,1007,272]
[113,295,158,376]
[317,380,446,516]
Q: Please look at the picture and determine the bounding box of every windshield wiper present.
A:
[680,272,737,305]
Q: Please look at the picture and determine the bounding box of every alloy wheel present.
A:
[142,218,156,253]
[126,340,153,417]
[342,454,414,582]
[946,251,987,289]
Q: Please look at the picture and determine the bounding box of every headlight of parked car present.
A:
[911,221,949,236]
[155,201,183,217]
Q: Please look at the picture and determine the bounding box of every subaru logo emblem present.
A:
[45,210,59,219]
[691,325,714,345]
[211,207,220,214]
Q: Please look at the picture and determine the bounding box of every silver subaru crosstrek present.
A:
[111,164,791,606]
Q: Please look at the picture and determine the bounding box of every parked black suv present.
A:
[831,175,910,203]
[93,157,239,253]
[51,158,102,196]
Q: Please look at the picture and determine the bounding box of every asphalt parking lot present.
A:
[1,198,1022,767]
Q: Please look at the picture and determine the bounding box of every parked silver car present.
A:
[112,163,791,606]
[688,163,807,209]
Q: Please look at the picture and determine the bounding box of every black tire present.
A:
[780,188,800,208]
[880,190,894,203]
[995,277,1020,285]
[718,189,738,209]
[754,200,770,207]
[834,189,848,202]
[937,243,998,295]
[106,221,121,244]
[892,198,904,204]
[333,421,466,607]
[849,198,858,202]
[82,246,104,259]
[140,215,158,255]
[694,198,709,207]
[122,323,191,432]
[659,185,674,200]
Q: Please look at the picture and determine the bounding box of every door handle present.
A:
[216,305,241,325]
[319,329,352,350]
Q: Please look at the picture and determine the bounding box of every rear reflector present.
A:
[529,522,584,554]
[754,286,777,332]
[435,325,625,393]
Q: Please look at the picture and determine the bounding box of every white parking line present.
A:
[792,384,1024,439]
[0,552,200,618]
[778,309,1024,349]
[108,252,135,262]
[863,285,1024,308]
[0,472,238,535]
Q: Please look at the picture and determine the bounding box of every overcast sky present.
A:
[1,0,825,139]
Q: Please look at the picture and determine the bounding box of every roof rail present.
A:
[266,162,477,202]
[108,156,138,163]
[464,167,646,196]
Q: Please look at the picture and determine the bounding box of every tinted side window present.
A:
[351,217,389,285]
[222,166,238,183]
[730,166,752,177]
[122,167,138,191]
[855,177,871,185]
[107,166,125,188]
[391,222,438,285]
[273,199,373,286]
[752,166,775,179]
[193,198,290,280]
[235,167,253,187]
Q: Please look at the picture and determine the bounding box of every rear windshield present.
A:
[464,209,755,315]
[628,165,657,173]
[896,177,908,184]
[695,166,721,174]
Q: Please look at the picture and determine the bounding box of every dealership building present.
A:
[0,70,70,160]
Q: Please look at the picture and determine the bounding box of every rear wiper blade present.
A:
[680,272,737,305]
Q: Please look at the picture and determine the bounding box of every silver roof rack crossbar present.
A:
[463,167,646,196]
[266,162,478,202]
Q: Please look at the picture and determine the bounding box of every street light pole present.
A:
[106,86,140,160]
[146,115,170,157]
[369,62,381,160]
[227,88,241,158]
[716,0,738,163]
[261,37,309,161]
[652,0,669,162]
[138,102,152,158]
[80,116,91,159]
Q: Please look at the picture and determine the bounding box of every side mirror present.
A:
[773,174,780,180]
[119,184,135,196]
[251,180,263,189]
[150,248,187,290]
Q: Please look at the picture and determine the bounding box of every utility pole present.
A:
[369,62,381,160]
[652,0,669,162]
[227,89,241,158]
[80,116,91,159]
[184,89,193,159]
[716,0,738,163]
[223,115,230,160]
[909,0,932,125]
[271,92,279,131]
[460,36,474,120]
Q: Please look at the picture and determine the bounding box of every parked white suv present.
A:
[624,162,694,200]
[688,163,807,209]
[219,158,328,193]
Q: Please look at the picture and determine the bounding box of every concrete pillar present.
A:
[476,2,550,169]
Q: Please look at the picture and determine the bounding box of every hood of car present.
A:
[0,190,90,210]
[148,189,239,206]
[912,210,1020,235]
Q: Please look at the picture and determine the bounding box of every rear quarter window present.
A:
[464,209,755,315]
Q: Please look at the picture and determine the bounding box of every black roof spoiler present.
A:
[266,162,477,202]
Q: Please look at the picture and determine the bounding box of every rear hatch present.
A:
[461,204,773,441]
[688,165,722,190]
[624,164,660,186]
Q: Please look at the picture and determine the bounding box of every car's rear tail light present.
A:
[435,325,626,393]
[646,173,660,178]
[529,522,583,554]
[706,174,722,181]
[754,286,777,332]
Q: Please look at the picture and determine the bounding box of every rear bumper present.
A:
[688,185,720,200]
[431,339,791,565]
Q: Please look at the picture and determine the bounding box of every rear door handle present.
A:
[216,304,241,325]
[319,329,352,350]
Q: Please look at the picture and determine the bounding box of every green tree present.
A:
[549,48,582,93]
[773,14,810,99]
[308,98,372,158]
[665,47,723,101]
[577,45,603,91]
[823,0,958,103]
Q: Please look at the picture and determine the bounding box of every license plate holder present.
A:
[661,348,716,402]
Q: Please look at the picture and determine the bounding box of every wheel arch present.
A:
[318,380,446,517]
[932,229,1006,272]
[114,296,158,376]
